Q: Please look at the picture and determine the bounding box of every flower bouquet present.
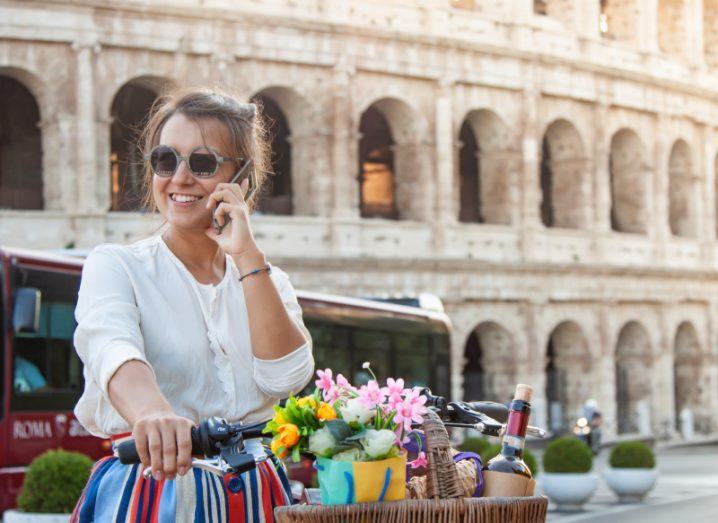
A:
[263,364,429,505]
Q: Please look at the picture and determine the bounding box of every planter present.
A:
[3,510,69,523]
[540,472,598,511]
[315,454,406,505]
[603,467,658,502]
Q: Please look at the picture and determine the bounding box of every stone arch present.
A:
[458,109,515,225]
[673,321,711,434]
[545,320,592,432]
[540,119,590,229]
[0,72,43,209]
[610,128,648,233]
[358,97,428,221]
[109,76,171,211]
[615,321,653,434]
[668,139,696,237]
[463,321,518,403]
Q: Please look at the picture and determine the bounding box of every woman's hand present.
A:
[132,411,195,481]
[205,178,258,258]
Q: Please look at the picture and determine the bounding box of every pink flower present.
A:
[358,380,386,409]
[393,388,428,432]
[382,378,405,407]
[315,369,334,391]
[336,373,356,393]
[409,451,428,469]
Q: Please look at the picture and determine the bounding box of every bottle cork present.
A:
[514,384,533,402]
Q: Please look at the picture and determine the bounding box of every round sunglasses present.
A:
[145,145,245,178]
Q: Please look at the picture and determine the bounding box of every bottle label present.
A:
[505,409,529,438]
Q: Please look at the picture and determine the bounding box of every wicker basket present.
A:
[275,410,548,522]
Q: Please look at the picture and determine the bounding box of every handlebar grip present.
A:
[116,426,204,465]
[116,439,142,464]
[465,401,509,424]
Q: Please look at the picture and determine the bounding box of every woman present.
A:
[70,87,314,522]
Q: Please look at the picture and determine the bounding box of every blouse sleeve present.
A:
[252,267,314,398]
[74,246,154,398]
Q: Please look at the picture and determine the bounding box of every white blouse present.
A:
[73,234,314,438]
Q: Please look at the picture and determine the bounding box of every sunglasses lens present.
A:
[150,146,177,176]
[189,152,218,177]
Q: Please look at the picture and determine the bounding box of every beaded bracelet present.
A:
[239,263,272,283]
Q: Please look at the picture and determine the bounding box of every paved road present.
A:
[542,444,718,522]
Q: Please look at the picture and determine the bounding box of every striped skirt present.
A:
[70,455,292,523]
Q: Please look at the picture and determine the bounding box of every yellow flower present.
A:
[298,396,318,410]
[273,410,287,426]
[277,423,300,448]
[316,402,337,421]
[271,438,288,459]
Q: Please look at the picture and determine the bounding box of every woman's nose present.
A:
[172,159,195,184]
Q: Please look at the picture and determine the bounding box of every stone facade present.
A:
[2,0,718,439]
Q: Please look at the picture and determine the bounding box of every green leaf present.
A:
[292,445,301,463]
[325,419,353,443]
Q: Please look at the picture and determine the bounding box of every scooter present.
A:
[572,416,601,454]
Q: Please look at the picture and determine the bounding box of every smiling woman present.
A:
[69,87,314,522]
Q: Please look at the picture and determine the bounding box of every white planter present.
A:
[540,472,598,511]
[2,510,69,523]
[603,467,658,502]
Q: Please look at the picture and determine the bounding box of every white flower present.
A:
[361,429,397,459]
[339,397,374,424]
[308,427,336,457]
[332,448,368,462]
[362,361,371,369]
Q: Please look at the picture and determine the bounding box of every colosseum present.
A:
[2,0,718,440]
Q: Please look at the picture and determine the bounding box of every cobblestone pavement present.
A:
[542,444,718,522]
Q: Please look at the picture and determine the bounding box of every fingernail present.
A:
[153,470,164,481]
[178,466,187,476]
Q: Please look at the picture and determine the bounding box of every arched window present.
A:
[358,105,396,219]
[252,93,292,215]
[0,75,42,209]
[110,78,164,211]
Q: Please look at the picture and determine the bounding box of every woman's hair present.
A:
[139,86,271,212]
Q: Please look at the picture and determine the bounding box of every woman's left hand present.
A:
[205,178,258,258]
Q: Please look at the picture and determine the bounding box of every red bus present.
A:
[0,246,451,512]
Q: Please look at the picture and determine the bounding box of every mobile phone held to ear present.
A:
[213,159,256,234]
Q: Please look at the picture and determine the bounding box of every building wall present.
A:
[2,0,718,438]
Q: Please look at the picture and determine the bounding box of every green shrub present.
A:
[542,437,593,473]
[480,443,538,476]
[458,437,491,456]
[17,449,93,513]
[609,441,655,469]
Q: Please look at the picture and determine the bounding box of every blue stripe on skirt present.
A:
[71,456,292,523]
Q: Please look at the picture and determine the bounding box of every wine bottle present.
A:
[482,384,533,479]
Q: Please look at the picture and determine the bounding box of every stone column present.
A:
[596,304,617,438]
[39,113,75,211]
[655,307,678,439]
[687,0,705,68]
[519,80,542,230]
[637,0,659,53]
[521,300,548,431]
[593,100,611,232]
[652,116,670,244]
[435,79,455,225]
[394,141,434,222]
[329,62,358,220]
[96,116,112,212]
[72,40,100,214]
[290,132,332,216]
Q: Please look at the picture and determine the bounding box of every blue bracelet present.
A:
[239,263,272,282]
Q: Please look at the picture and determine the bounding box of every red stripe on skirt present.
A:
[223,474,246,522]
[149,479,165,523]
[129,472,149,523]
[267,464,289,508]
[257,465,275,523]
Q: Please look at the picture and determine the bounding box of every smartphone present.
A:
[213,159,256,234]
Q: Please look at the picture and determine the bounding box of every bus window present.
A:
[432,334,451,398]
[10,269,83,412]
[394,332,431,389]
[351,329,391,385]
[306,320,351,379]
